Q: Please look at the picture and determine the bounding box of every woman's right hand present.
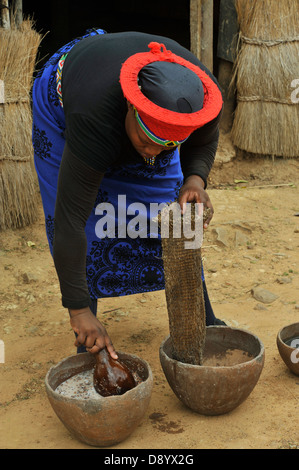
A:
[69,307,118,359]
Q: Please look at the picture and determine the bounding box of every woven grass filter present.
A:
[231,0,299,158]
[0,19,41,230]
[159,202,211,365]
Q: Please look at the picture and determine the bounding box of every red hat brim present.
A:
[120,42,223,141]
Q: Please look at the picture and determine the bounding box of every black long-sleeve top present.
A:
[53,32,222,309]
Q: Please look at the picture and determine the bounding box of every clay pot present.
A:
[159,326,265,416]
[45,351,153,447]
[277,323,299,376]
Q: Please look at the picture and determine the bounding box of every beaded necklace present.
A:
[142,155,156,166]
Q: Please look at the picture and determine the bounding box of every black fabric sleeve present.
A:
[53,143,104,309]
[180,109,222,188]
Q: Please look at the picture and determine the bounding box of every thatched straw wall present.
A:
[0,20,41,230]
[231,0,299,158]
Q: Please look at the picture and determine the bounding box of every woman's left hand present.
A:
[178,175,214,229]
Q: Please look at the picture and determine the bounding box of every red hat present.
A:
[120,42,223,142]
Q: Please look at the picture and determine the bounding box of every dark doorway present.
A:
[23,0,191,69]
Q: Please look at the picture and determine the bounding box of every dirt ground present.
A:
[1,134,299,450]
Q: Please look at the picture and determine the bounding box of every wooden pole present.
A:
[217,0,239,132]
[190,0,202,60]
[218,59,235,132]
[1,0,11,29]
[201,0,214,72]
[12,0,22,27]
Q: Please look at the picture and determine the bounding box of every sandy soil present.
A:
[1,136,299,450]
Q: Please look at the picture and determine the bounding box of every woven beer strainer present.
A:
[159,202,211,365]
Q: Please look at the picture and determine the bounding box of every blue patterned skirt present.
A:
[32,29,201,300]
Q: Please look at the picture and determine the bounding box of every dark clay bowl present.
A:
[277,323,299,376]
[45,351,153,447]
[160,326,265,416]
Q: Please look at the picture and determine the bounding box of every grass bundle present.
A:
[0,19,41,230]
[231,0,299,158]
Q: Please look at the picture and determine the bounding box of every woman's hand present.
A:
[178,175,214,229]
[69,307,118,359]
